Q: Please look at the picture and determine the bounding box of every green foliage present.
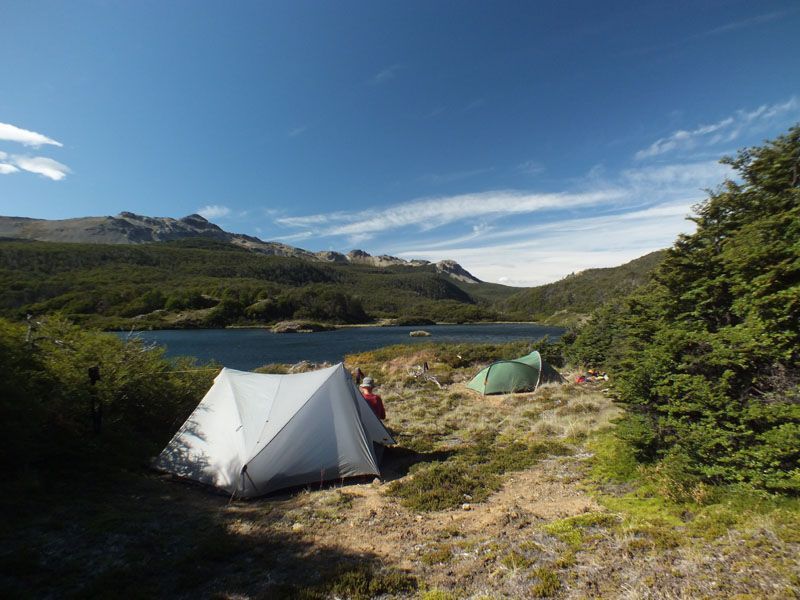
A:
[387,433,570,511]
[502,251,665,321]
[571,126,800,493]
[530,566,561,597]
[325,565,417,600]
[0,240,514,327]
[543,513,617,549]
[419,590,457,600]
[420,544,453,565]
[0,316,213,473]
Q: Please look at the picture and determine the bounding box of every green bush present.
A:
[569,126,800,493]
[0,316,214,473]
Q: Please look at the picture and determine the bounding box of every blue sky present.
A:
[1,1,799,285]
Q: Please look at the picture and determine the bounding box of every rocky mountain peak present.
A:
[0,212,483,284]
[435,260,482,284]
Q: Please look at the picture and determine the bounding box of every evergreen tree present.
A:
[574,125,800,492]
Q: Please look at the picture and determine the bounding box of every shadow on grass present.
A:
[379,445,456,482]
[0,467,415,600]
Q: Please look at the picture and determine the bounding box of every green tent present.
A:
[466,350,563,395]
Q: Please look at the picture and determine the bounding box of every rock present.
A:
[372,477,382,486]
[291,522,304,532]
[462,503,471,511]
[409,330,431,337]
[272,320,332,334]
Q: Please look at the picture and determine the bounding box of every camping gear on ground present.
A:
[466,350,563,395]
[155,363,395,498]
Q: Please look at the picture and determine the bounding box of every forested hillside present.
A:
[501,251,665,324]
[0,238,509,328]
[1,233,669,329]
[568,125,800,493]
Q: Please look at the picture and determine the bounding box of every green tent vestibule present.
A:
[466,350,563,395]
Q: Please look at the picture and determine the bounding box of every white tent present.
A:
[155,363,395,497]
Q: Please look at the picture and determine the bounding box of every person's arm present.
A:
[377,395,386,420]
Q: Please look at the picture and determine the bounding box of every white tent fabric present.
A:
[155,363,395,497]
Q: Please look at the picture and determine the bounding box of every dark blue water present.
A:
[125,324,565,371]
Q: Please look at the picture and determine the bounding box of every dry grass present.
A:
[3,342,797,599]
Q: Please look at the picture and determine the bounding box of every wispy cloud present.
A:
[423,106,445,119]
[622,160,732,189]
[635,97,800,160]
[420,167,494,184]
[463,98,485,113]
[276,189,626,245]
[371,64,403,85]
[267,94,783,285]
[288,125,308,138]
[703,10,794,37]
[396,200,698,286]
[276,211,351,228]
[0,122,63,147]
[6,155,71,180]
[0,122,71,180]
[517,160,545,176]
[271,231,314,243]
[197,204,231,219]
[382,155,734,285]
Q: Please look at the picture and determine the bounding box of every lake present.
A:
[125,323,565,371]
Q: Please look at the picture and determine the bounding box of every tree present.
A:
[573,125,800,491]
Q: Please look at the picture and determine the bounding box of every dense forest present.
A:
[502,250,665,324]
[0,236,663,329]
[568,125,800,493]
[0,238,505,327]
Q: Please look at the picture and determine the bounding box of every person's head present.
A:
[361,376,375,390]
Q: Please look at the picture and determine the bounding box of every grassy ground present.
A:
[1,342,797,599]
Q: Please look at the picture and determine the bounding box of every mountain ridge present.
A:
[0,212,483,284]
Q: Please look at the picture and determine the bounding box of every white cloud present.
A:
[397,200,697,286]
[0,122,63,148]
[463,98,485,112]
[271,231,314,242]
[0,163,19,174]
[420,167,494,184]
[622,160,733,188]
[704,10,793,37]
[635,97,800,160]
[197,204,231,219]
[371,64,402,85]
[347,232,374,245]
[319,189,626,238]
[635,117,734,160]
[11,156,71,180]
[276,211,351,228]
[384,155,731,285]
[517,160,545,176]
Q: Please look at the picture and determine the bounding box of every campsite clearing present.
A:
[2,343,798,599]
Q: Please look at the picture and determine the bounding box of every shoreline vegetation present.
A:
[190,319,552,333]
[0,236,664,333]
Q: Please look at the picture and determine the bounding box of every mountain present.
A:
[0,212,665,329]
[500,251,666,324]
[0,212,482,283]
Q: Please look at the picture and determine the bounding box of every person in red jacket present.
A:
[359,376,386,420]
